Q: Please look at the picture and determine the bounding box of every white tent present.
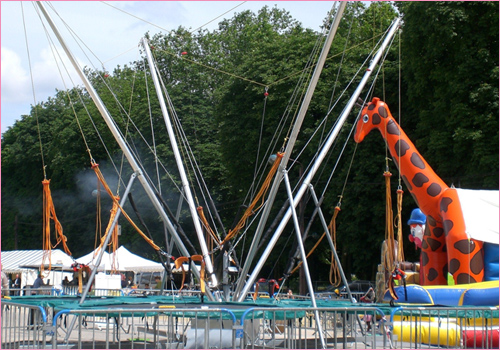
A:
[0,249,75,288]
[456,188,499,244]
[76,246,164,273]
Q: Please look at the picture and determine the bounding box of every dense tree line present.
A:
[2,2,498,289]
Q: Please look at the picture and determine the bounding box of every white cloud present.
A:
[1,47,31,104]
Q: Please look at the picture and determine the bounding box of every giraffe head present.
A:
[354,97,389,143]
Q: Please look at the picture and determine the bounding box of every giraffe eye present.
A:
[362,114,369,123]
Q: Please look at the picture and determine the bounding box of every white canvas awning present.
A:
[76,246,164,273]
[1,249,75,274]
[456,188,499,244]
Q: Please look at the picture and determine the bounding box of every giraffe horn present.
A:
[355,97,368,108]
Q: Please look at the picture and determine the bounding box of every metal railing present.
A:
[2,300,498,349]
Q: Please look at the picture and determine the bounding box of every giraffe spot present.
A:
[386,120,400,135]
[421,252,429,266]
[442,263,448,277]
[368,103,376,111]
[428,268,438,281]
[395,140,410,157]
[457,273,477,284]
[424,225,432,237]
[443,220,454,235]
[421,240,428,249]
[433,227,444,238]
[378,106,388,118]
[449,259,460,274]
[440,197,453,212]
[410,153,425,169]
[454,239,475,254]
[427,183,442,197]
[402,175,412,191]
[372,113,381,125]
[412,173,429,187]
[470,250,484,274]
[427,237,442,251]
[427,215,436,227]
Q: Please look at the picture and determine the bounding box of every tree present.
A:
[396,1,499,188]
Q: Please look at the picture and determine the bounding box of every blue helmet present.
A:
[407,208,426,225]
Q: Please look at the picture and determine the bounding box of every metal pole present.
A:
[141,38,217,287]
[283,171,326,349]
[34,2,211,298]
[79,173,137,304]
[234,1,346,299]
[308,184,354,302]
[237,17,401,301]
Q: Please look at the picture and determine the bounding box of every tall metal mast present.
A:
[141,38,218,287]
[236,17,402,301]
[233,1,346,300]
[35,1,212,298]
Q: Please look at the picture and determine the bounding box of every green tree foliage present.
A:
[396,1,499,188]
[1,2,497,287]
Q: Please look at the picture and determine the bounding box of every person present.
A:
[360,287,376,332]
[33,274,44,289]
[14,273,21,288]
[145,283,150,289]
[1,266,10,297]
[62,276,70,286]
[120,274,127,288]
[13,273,21,296]
[154,276,162,289]
[287,288,293,299]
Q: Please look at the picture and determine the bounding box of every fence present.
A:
[1,300,498,349]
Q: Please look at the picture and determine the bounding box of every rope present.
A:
[250,87,269,198]
[41,179,72,275]
[220,152,284,245]
[396,187,405,264]
[91,161,162,252]
[289,206,341,289]
[383,171,396,274]
[197,206,221,246]
[94,183,103,253]
[22,2,46,179]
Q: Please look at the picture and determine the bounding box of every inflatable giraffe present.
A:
[354,97,484,285]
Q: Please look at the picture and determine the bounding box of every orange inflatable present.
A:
[354,97,484,285]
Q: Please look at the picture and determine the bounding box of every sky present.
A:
[0,1,336,135]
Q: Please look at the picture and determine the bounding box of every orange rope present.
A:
[289,206,341,288]
[328,206,341,287]
[383,171,395,273]
[174,256,190,291]
[221,152,284,245]
[94,183,103,253]
[396,188,405,263]
[174,255,206,292]
[91,161,161,252]
[197,206,220,245]
[41,179,72,274]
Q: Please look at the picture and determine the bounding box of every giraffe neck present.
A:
[370,101,448,216]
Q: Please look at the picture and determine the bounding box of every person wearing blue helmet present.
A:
[407,208,426,249]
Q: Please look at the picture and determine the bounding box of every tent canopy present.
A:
[456,188,499,244]
[1,249,75,274]
[76,246,164,273]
